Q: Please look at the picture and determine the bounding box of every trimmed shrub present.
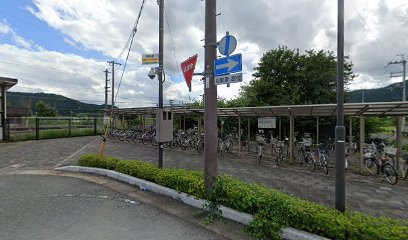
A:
[78,154,119,169]
[77,154,408,240]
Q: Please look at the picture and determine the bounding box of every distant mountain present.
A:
[349,81,407,103]
[6,92,107,116]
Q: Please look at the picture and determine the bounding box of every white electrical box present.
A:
[155,109,174,142]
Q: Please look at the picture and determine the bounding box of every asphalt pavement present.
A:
[0,174,227,240]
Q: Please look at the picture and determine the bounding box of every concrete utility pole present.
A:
[158,0,164,168]
[388,55,406,130]
[103,69,110,112]
[335,0,346,213]
[204,0,218,192]
[107,61,121,126]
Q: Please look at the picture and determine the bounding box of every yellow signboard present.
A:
[142,53,159,65]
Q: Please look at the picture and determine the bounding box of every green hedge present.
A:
[78,154,408,240]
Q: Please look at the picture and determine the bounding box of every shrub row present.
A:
[78,154,408,240]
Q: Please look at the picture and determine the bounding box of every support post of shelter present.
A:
[396,116,402,171]
[197,115,201,135]
[247,117,250,152]
[238,116,241,155]
[289,115,294,163]
[359,115,365,173]
[142,115,145,129]
[349,117,353,154]
[279,117,282,141]
[316,116,319,145]
[183,115,186,132]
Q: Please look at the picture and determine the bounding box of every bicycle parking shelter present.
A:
[108,101,408,172]
[0,77,18,141]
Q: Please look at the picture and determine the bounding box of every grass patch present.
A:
[78,154,408,240]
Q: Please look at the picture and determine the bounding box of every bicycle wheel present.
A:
[364,158,378,175]
[307,154,316,172]
[151,138,159,146]
[141,136,148,145]
[383,163,398,185]
[196,141,204,154]
[276,150,282,165]
[323,160,328,175]
[257,150,262,164]
[402,162,408,179]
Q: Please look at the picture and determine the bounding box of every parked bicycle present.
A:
[256,130,266,164]
[307,144,329,174]
[364,143,398,185]
[401,151,408,180]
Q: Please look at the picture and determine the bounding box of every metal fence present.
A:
[5,117,101,141]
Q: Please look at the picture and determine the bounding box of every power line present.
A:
[114,0,146,105]
[164,7,182,79]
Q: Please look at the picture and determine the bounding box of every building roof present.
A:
[107,101,408,117]
[0,77,18,89]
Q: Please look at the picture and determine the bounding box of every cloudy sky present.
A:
[0,0,407,108]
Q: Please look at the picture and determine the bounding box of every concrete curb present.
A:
[55,166,329,240]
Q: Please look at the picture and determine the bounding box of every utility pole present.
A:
[158,0,164,168]
[103,69,110,112]
[335,0,346,213]
[388,54,406,130]
[204,0,218,192]
[107,61,121,127]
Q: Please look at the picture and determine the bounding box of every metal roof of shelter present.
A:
[0,77,18,89]
[109,101,408,117]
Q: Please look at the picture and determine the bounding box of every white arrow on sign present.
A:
[215,59,239,71]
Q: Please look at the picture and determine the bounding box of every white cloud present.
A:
[0,0,406,109]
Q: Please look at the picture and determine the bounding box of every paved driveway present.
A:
[1,136,407,219]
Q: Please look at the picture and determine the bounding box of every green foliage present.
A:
[78,154,119,170]
[239,46,356,106]
[77,154,408,240]
[36,100,58,117]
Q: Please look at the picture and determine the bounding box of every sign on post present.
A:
[180,54,198,92]
[214,54,242,76]
[258,117,276,128]
[218,34,237,56]
[215,72,243,85]
[142,54,159,65]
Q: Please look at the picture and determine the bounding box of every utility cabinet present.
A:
[155,109,173,142]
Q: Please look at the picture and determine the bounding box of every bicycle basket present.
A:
[256,135,266,143]
[276,141,285,147]
[303,138,312,147]
[384,147,397,156]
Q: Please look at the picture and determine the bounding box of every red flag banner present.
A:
[180,54,198,91]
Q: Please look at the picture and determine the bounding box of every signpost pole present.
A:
[204,0,218,192]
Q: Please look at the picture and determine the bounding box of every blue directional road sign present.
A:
[218,34,237,56]
[214,54,242,76]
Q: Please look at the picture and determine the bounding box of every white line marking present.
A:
[54,138,98,168]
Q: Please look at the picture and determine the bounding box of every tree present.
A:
[238,46,356,106]
[36,100,57,117]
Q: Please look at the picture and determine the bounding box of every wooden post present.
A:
[359,115,365,173]
[396,116,402,171]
